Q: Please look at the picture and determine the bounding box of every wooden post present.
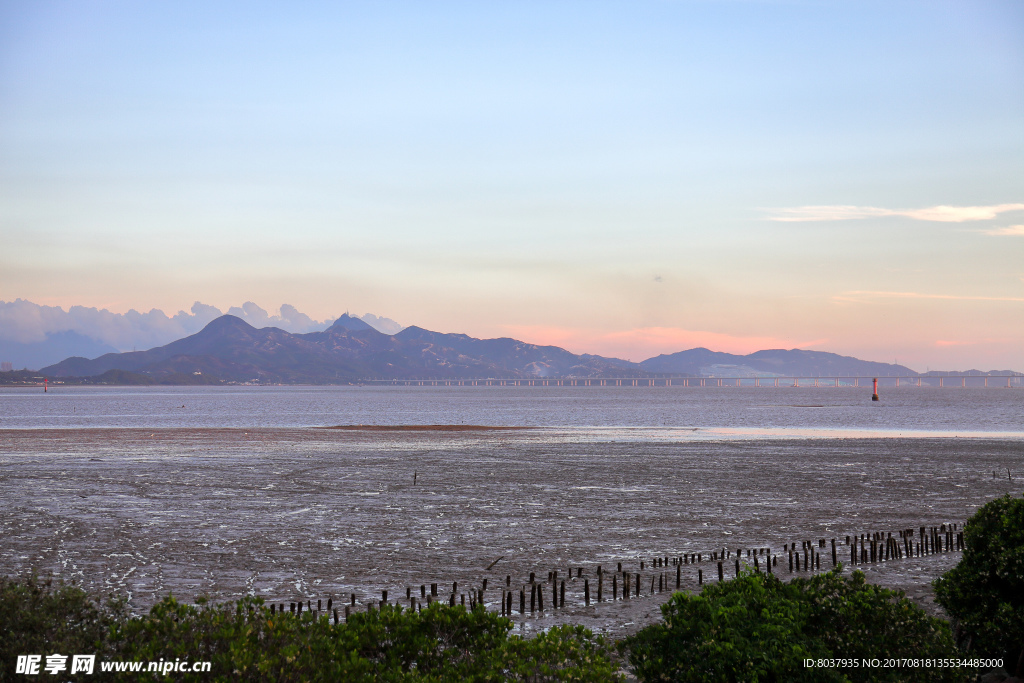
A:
[717,561,724,582]
[598,566,603,601]
[636,573,641,597]
[520,589,525,614]
[585,578,590,605]
[831,539,837,567]
[676,562,681,588]
[560,580,565,607]
[698,568,703,585]
[613,573,618,600]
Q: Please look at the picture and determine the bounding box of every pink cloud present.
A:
[765,203,1024,223]
[982,225,1024,236]
[833,290,1024,303]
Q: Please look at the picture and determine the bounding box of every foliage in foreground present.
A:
[0,573,126,675]
[0,575,621,682]
[622,567,968,683]
[934,492,1024,675]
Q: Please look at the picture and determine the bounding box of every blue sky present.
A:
[1,0,1022,369]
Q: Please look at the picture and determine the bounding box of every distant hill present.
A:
[40,315,647,383]
[0,367,223,386]
[639,348,917,377]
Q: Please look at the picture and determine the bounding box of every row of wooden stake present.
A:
[264,522,963,624]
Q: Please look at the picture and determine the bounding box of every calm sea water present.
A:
[1,385,1021,437]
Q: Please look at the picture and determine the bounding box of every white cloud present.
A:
[0,299,221,347]
[0,300,339,350]
[982,225,1024,236]
[766,203,1024,223]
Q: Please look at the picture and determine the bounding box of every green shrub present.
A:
[623,568,966,683]
[934,493,1024,674]
[113,595,368,682]
[499,624,623,682]
[115,598,622,682]
[0,572,126,682]
[1,575,622,682]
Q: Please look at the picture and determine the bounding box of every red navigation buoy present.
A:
[871,377,879,401]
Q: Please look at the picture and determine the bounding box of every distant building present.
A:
[1,361,13,372]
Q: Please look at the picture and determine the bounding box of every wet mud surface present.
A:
[1,428,1020,635]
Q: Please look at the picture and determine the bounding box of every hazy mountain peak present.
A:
[327,314,374,332]
[201,314,257,333]
[358,313,404,335]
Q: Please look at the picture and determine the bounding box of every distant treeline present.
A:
[0,369,223,386]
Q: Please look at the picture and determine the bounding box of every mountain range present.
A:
[28,313,957,384]
[39,315,645,383]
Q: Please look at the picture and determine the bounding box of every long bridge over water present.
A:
[365,375,1022,388]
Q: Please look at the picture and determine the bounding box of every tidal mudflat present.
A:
[1,426,1019,634]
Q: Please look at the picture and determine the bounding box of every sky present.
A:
[1,0,1022,370]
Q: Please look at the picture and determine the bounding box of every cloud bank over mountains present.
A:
[0,300,403,369]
